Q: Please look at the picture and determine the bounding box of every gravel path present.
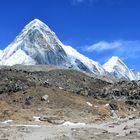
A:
[0,117,140,140]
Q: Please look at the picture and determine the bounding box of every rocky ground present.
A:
[0,65,140,140]
[0,116,140,140]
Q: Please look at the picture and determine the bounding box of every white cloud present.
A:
[87,41,121,52]
[86,40,140,60]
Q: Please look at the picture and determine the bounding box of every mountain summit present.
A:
[0,19,68,66]
[0,19,107,75]
[103,56,140,80]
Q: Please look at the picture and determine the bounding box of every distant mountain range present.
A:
[0,19,139,80]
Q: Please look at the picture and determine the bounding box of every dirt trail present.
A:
[0,117,140,140]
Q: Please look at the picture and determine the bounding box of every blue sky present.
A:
[0,0,140,70]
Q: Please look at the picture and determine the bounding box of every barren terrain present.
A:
[0,65,140,140]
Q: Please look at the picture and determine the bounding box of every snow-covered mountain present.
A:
[103,56,140,80]
[0,19,107,75]
[1,19,139,80]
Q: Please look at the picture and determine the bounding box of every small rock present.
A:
[41,95,49,101]
[129,130,137,135]
[39,116,65,124]
[123,125,129,130]
[25,96,33,105]
[109,125,114,128]
[80,90,88,96]
[47,119,65,125]
[43,80,50,87]
[76,88,89,96]
[25,100,32,105]
[39,116,48,121]
[129,116,136,120]
[17,126,30,133]
[109,103,118,110]
[102,130,108,133]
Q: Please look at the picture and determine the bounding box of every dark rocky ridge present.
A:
[0,67,109,95]
[0,65,139,107]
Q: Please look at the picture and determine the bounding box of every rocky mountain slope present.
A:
[0,66,139,106]
[0,66,139,127]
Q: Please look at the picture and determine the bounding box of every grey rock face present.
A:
[22,28,68,66]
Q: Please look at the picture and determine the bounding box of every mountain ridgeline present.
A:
[0,19,139,81]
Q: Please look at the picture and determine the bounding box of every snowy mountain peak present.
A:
[0,19,67,65]
[24,19,51,32]
[30,18,44,24]
[103,56,138,80]
[28,18,44,26]
[18,19,55,43]
[0,19,108,76]
[109,56,120,63]
[103,56,127,73]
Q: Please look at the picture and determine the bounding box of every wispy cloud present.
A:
[86,40,140,60]
[87,41,121,52]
